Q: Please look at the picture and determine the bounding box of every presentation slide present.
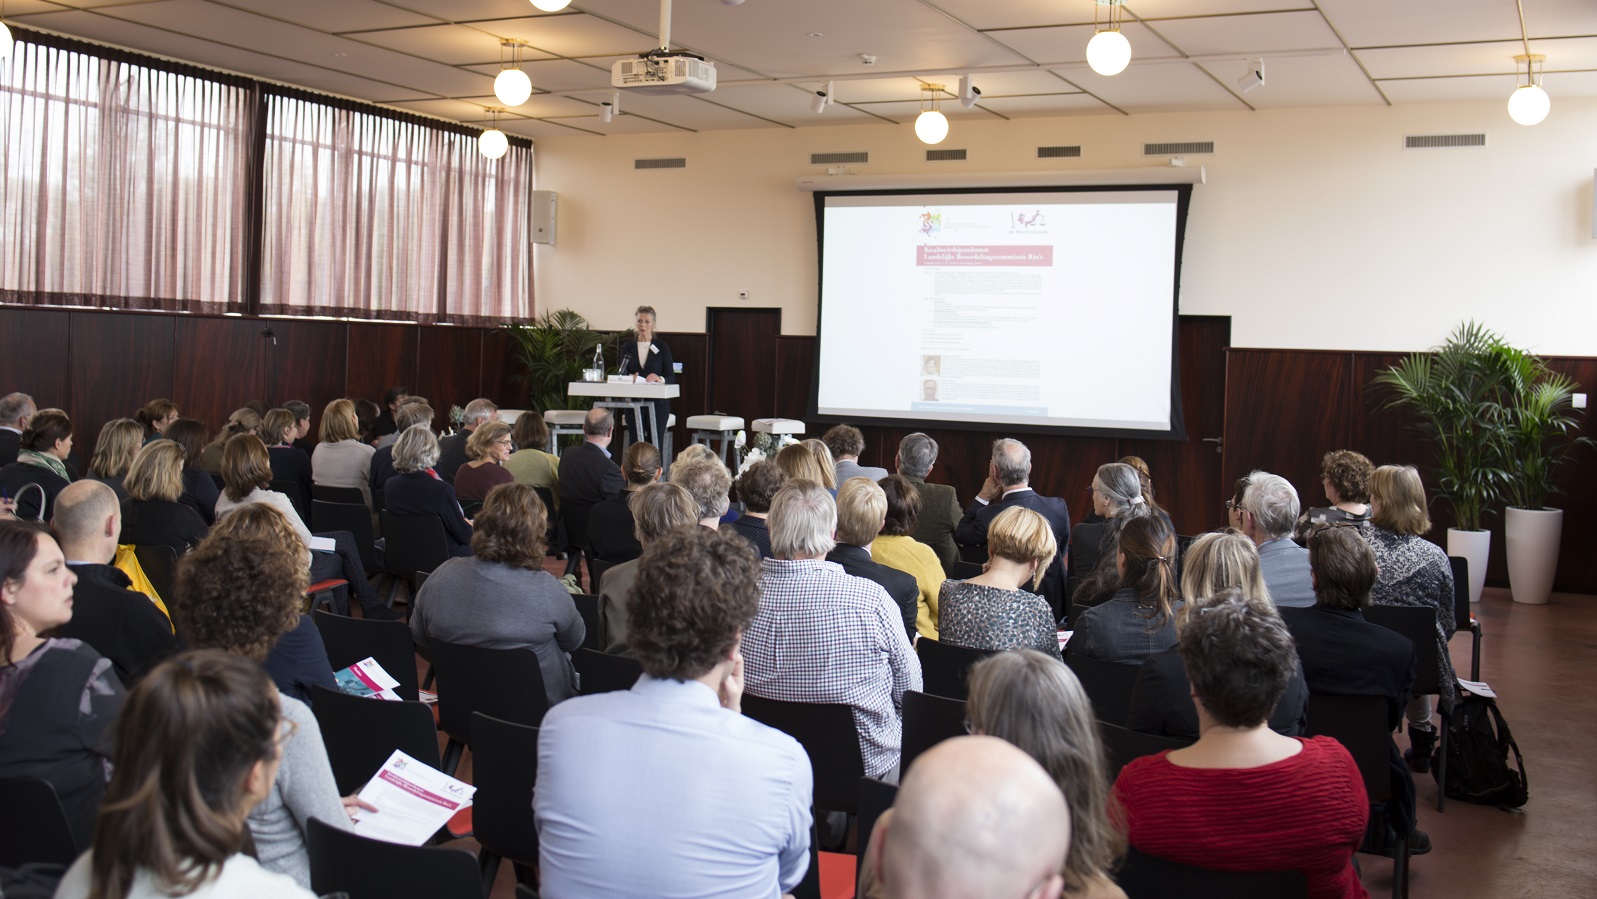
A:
[814,187,1188,437]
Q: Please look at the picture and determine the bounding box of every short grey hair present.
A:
[1242,470,1300,540]
[672,457,732,521]
[0,392,35,427]
[897,432,938,479]
[396,402,434,431]
[462,398,498,428]
[991,438,1032,487]
[1093,463,1143,515]
[769,479,837,560]
[392,424,441,473]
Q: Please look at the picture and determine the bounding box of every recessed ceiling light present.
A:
[808,32,822,38]
[331,52,348,58]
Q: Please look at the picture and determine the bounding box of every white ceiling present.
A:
[8,0,1596,139]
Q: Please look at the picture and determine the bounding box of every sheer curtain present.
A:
[0,40,253,311]
[260,95,532,324]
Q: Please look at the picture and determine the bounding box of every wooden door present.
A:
[707,308,781,421]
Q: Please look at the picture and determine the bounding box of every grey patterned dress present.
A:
[937,580,1062,660]
[1365,527,1458,713]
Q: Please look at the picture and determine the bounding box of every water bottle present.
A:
[591,343,603,377]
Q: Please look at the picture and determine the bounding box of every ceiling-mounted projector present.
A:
[612,51,717,95]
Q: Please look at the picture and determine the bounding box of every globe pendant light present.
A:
[915,84,949,145]
[1087,0,1131,77]
[479,108,509,160]
[495,40,533,107]
[1507,53,1550,126]
[0,22,12,63]
[530,0,571,11]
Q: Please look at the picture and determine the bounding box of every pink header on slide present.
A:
[916,246,1054,267]
[378,769,461,809]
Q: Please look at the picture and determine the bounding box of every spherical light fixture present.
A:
[530,0,571,11]
[495,68,532,106]
[479,127,509,159]
[914,84,949,145]
[1086,29,1131,76]
[0,21,13,62]
[1507,54,1550,126]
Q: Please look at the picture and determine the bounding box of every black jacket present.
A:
[383,471,474,557]
[119,498,209,556]
[588,493,642,563]
[956,489,1071,619]
[827,543,920,642]
[57,563,181,688]
[558,442,624,550]
[1127,645,1309,741]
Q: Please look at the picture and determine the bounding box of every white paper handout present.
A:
[334,657,402,701]
[350,750,476,846]
[1458,678,1497,699]
[308,535,337,553]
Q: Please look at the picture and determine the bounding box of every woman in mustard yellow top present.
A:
[870,475,945,639]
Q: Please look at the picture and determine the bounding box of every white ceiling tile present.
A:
[974,92,1115,118]
[1379,68,1597,105]
[6,0,75,17]
[507,57,614,93]
[1358,36,1597,81]
[1149,10,1342,58]
[706,83,891,126]
[486,14,660,58]
[1057,60,1248,114]
[920,0,1084,32]
[987,22,1185,67]
[498,117,603,139]
[378,0,561,22]
[235,0,436,34]
[1127,0,1317,17]
[603,92,788,131]
[348,23,556,68]
[1318,0,1521,48]
[1196,53,1382,108]
[387,95,601,121]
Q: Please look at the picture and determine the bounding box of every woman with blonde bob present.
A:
[120,440,209,555]
[937,506,1062,659]
[1367,464,1456,771]
[311,398,375,507]
[86,418,144,501]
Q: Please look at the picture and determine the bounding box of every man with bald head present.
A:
[869,735,1071,899]
[51,479,180,687]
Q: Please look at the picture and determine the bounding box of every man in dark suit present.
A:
[1281,526,1427,856]
[895,432,960,574]
[437,397,497,483]
[0,391,34,466]
[559,407,625,576]
[828,476,919,641]
[955,438,1070,619]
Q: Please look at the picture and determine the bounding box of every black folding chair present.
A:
[740,695,864,815]
[900,690,967,775]
[573,648,643,695]
[572,593,602,651]
[0,778,79,867]
[1067,651,1142,727]
[308,685,441,796]
[380,512,451,607]
[313,500,381,573]
[1307,693,1410,898]
[914,637,995,701]
[1115,846,1309,899]
[306,817,482,899]
[133,544,178,611]
[948,559,984,580]
[855,777,899,884]
[430,640,549,775]
[470,713,542,892]
[1097,722,1191,781]
[1364,603,1453,812]
[312,609,420,701]
[314,484,370,507]
[272,479,310,523]
[1449,556,1482,680]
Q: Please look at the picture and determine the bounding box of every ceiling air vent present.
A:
[926,148,967,162]
[1038,145,1082,159]
[1144,141,1214,156]
[634,157,687,170]
[810,151,869,165]
[1404,133,1487,150]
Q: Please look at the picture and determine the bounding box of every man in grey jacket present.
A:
[824,424,889,484]
[895,432,960,573]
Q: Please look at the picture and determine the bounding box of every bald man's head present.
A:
[879,736,1070,899]
[52,479,122,564]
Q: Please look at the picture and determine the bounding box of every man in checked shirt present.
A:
[742,478,924,784]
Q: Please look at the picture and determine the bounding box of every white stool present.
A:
[543,410,587,454]
[497,409,528,425]
[689,415,745,466]
[661,414,677,467]
[752,418,805,439]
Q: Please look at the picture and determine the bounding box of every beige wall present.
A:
[532,97,1597,354]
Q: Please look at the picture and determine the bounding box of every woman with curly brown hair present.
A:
[410,483,585,707]
[1293,449,1374,543]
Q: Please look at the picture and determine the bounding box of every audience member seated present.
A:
[368,400,432,497]
[1069,515,1180,665]
[261,408,313,504]
[120,441,210,555]
[1127,531,1307,740]
[164,418,220,525]
[775,442,834,495]
[1293,450,1375,543]
[872,474,946,640]
[1286,526,1427,857]
[217,434,395,621]
[865,736,1071,899]
[0,521,126,849]
[311,399,375,508]
[939,506,1061,660]
[450,421,513,505]
[53,651,318,899]
[742,479,921,781]
[1112,587,1370,899]
[284,400,315,457]
[505,410,560,503]
[384,425,474,558]
[437,398,498,484]
[197,408,260,474]
[372,385,409,442]
[411,484,584,707]
[1366,463,1457,773]
[353,399,381,446]
[895,432,960,573]
[172,526,359,887]
[1224,475,1249,531]
[801,438,840,493]
[827,477,918,642]
[536,525,812,898]
[955,438,1071,619]
[52,481,180,687]
[85,418,143,502]
[0,407,75,520]
[671,454,732,530]
[1069,462,1156,608]
[598,482,699,653]
[558,408,624,569]
[1238,470,1316,608]
[134,398,180,445]
[588,441,660,563]
[825,423,889,484]
[0,391,35,465]
[727,458,786,558]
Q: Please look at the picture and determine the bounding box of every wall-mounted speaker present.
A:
[532,189,557,246]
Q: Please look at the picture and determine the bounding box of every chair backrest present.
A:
[306,816,483,899]
[308,685,441,796]
[469,712,542,867]
[0,778,80,867]
[312,609,420,701]
[1363,604,1441,695]
[900,690,968,775]
[741,694,865,813]
[1303,693,1393,803]
[948,559,983,580]
[1097,722,1192,782]
[1449,555,1470,632]
[1066,652,1142,727]
[430,639,550,746]
[133,543,178,610]
[1116,846,1308,899]
[380,512,451,580]
[272,479,310,522]
[572,648,643,695]
[914,637,995,701]
[587,557,614,594]
[855,777,900,884]
[314,484,370,507]
[313,500,380,572]
[571,593,602,651]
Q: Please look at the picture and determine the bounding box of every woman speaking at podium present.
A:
[617,305,674,445]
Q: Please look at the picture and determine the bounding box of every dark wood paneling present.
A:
[0,308,70,413]
[665,332,708,454]
[774,336,816,423]
[69,311,175,455]
[708,309,781,429]
[173,318,270,433]
[346,323,419,412]
[1223,349,1354,508]
[263,319,347,417]
[416,328,484,431]
[1124,316,1230,536]
[480,326,518,410]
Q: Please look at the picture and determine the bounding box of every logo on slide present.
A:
[1011,209,1048,230]
[918,210,943,237]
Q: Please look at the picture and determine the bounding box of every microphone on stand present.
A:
[618,348,630,377]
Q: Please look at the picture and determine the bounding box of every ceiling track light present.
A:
[494,39,533,107]
[479,107,509,159]
[958,73,981,109]
[914,83,948,145]
[1086,0,1132,77]
[1236,58,1265,93]
[811,81,834,114]
[599,91,619,123]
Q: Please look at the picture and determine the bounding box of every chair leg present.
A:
[1435,717,1449,813]
[441,739,465,777]
[1393,831,1409,899]
[479,850,502,893]
[422,664,436,691]
[1470,622,1482,681]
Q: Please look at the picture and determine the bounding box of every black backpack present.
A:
[1435,690,1528,808]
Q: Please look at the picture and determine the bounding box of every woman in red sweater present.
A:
[1113,586,1369,899]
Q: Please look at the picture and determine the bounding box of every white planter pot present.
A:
[1506,507,1563,605]
[1447,528,1491,605]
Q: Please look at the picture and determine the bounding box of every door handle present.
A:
[1201,437,1223,455]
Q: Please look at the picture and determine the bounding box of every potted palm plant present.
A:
[501,309,618,416]
[1371,322,1512,604]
